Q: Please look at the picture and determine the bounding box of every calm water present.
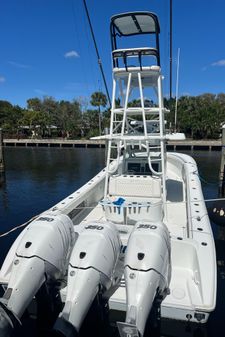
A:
[0,147,105,265]
[0,147,224,337]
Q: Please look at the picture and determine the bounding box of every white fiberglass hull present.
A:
[108,152,216,324]
[0,153,216,335]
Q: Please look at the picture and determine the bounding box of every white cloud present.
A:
[64,50,79,58]
[8,61,31,69]
[34,89,47,95]
[211,59,225,67]
[0,76,5,83]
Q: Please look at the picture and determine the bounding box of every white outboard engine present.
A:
[0,213,75,336]
[53,221,121,337]
[118,221,171,337]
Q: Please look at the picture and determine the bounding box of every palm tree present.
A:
[90,91,107,135]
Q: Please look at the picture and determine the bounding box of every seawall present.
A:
[3,138,222,151]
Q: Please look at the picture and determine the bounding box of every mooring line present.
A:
[0,215,38,238]
[0,198,224,239]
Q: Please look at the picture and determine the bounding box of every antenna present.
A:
[169,0,173,99]
[82,0,111,106]
[174,47,180,132]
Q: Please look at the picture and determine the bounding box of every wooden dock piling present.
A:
[0,128,5,173]
[219,125,225,197]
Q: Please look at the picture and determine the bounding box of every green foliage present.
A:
[1,91,225,139]
[90,91,107,108]
[165,94,225,139]
[90,91,108,135]
[19,110,51,137]
[27,98,42,111]
[56,100,82,138]
[0,101,23,135]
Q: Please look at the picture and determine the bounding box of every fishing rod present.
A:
[82,0,111,107]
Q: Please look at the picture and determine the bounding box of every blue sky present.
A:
[0,0,225,108]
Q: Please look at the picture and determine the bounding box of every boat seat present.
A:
[113,65,160,73]
[113,66,161,88]
[112,47,159,58]
[112,47,160,69]
[109,174,161,198]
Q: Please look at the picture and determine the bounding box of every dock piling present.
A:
[219,125,225,197]
[0,128,5,173]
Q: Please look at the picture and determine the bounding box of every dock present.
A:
[3,138,105,148]
[2,138,222,150]
[166,139,221,151]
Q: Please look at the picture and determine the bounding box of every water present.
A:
[0,147,105,265]
[0,147,224,337]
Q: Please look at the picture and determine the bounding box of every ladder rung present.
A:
[149,159,162,162]
[112,107,169,115]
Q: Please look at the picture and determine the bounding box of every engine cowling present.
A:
[122,221,171,337]
[0,213,75,336]
[53,221,121,337]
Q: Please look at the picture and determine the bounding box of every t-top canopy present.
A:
[110,12,161,67]
[111,12,160,36]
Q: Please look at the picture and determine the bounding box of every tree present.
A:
[42,96,58,128]
[27,98,42,111]
[0,101,14,127]
[90,92,107,135]
[27,97,59,136]
[81,109,99,138]
[57,100,82,138]
[0,101,23,136]
[2,90,225,140]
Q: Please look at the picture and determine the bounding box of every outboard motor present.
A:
[0,213,75,336]
[52,221,121,337]
[118,221,171,337]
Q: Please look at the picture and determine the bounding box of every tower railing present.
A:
[104,63,167,209]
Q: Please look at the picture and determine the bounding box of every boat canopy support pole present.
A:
[138,73,148,137]
[121,73,132,137]
[104,77,117,198]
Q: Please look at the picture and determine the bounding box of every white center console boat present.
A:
[0,11,217,337]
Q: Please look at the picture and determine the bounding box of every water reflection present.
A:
[0,172,8,209]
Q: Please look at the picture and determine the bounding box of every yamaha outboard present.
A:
[118,221,171,337]
[0,213,75,336]
[52,221,121,337]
